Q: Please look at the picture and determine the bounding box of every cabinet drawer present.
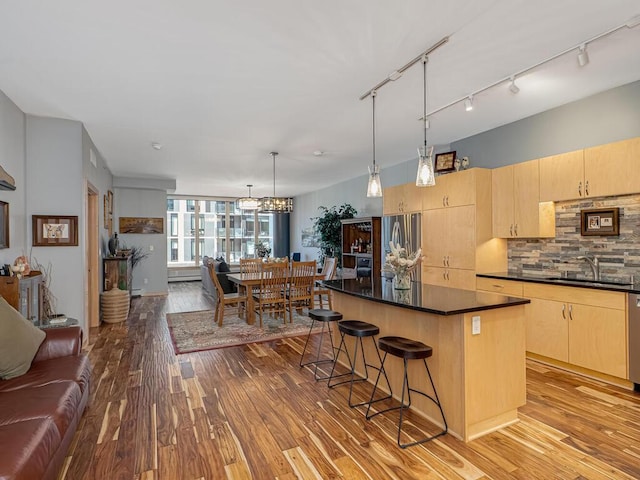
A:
[476,277,523,296]
[523,283,626,310]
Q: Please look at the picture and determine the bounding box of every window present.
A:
[166,198,274,266]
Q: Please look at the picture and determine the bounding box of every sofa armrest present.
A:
[33,326,83,363]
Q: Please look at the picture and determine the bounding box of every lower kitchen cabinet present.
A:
[523,283,627,379]
[422,266,476,291]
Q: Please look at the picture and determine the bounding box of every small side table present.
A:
[39,317,79,329]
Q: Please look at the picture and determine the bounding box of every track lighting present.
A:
[509,76,520,94]
[577,44,589,67]
[464,96,473,112]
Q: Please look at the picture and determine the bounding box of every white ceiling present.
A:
[1,1,639,198]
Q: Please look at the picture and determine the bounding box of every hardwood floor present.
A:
[63,281,640,479]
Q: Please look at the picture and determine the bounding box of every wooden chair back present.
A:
[240,258,263,275]
[207,263,225,301]
[255,262,289,325]
[320,257,337,280]
[288,261,317,322]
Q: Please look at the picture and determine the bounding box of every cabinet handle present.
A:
[568,304,573,320]
[585,180,589,196]
[578,181,582,196]
[442,196,446,207]
[510,225,513,236]
[492,284,504,289]
[446,255,450,267]
[443,272,447,280]
[561,304,566,319]
[443,256,446,267]
[514,224,518,236]
[446,271,450,281]
[446,195,450,207]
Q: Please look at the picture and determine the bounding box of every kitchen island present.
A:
[323,278,530,442]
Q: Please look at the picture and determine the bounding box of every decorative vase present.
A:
[108,233,119,256]
[393,271,411,290]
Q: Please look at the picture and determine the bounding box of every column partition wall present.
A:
[166,196,275,267]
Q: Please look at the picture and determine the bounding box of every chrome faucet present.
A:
[577,255,600,281]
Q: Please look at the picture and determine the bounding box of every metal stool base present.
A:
[299,310,342,381]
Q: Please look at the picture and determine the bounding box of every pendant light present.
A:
[366,90,382,197]
[259,152,293,213]
[416,55,436,187]
[236,184,259,210]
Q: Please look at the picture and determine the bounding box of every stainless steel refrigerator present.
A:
[382,213,422,282]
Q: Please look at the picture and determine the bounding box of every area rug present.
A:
[166,309,321,354]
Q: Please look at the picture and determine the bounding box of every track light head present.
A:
[577,44,589,67]
[464,96,473,112]
[509,76,520,94]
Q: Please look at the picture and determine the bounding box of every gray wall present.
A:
[0,90,27,259]
[26,116,85,324]
[114,187,168,295]
[451,80,640,168]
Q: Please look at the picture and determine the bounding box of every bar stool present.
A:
[366,336,447,448]
[299,309,343,380]
[327,320,392,408]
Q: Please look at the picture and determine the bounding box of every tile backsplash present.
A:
[508,194,640,283]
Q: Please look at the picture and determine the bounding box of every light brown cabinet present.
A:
[422,168,478,210]
[0,272,43,324]
[492,160,555,238]
[103,256,132,294]
[382,183,421,215]
[539,137,640,202]
[523,283,627,379]
[340,217,381,281]
[421,169,506,289]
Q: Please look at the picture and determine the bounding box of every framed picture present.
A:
[107,190,113,214]
[119,217,164,234]
[32,215,79,246]
[434,151,457,173]
[0,201,8,249]
[103,194,109,228]
[580,208,619,236]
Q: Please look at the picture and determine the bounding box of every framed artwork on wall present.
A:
[119,217,164,234]
[434,151,457,173]
[580,208,619,236]
[32,215,79,246]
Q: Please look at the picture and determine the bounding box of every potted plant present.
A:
[312,204,357,266]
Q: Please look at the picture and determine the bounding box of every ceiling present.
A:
[1,1,639,198]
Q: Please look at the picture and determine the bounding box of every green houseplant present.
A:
[312,204,357,266]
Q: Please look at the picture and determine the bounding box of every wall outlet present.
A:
[149,245,154,252]
[472,316,481,335]
[143,278,148,284]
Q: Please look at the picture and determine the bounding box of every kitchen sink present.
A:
[544,277,633,286]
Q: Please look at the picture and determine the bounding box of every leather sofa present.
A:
[0,326,91,480]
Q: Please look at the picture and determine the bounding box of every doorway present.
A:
[86,182,100,330]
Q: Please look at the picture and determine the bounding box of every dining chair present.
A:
[254,262,289,327]
[287,260,317,323]
[314,257,337,309]
[208,263,247,327]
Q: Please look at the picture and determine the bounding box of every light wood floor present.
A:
[62,281,640,479]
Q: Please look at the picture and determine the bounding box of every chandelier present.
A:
[259,152,293,213]
[236,184,259,210]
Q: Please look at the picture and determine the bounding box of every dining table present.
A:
[227,272,324,325]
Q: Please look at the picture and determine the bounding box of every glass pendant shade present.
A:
[237,185,259,210]
[416,145,435,187]
[367,164,382,197]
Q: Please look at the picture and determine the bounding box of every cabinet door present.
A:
[403,183,422,212]
[422,178,449,210]
[568,303,626,378]
[445,169,477,207]
[476,277,523,296]
[383,185,401,215]
[422,209,447,267]
[539,150,584,202]
[446,205,476,270]
[421,265,448,286]
[526,297,568,361]
[446,268,476,290]
[584,137,640,198]
[491,165,514,238]
[513,159,542,237]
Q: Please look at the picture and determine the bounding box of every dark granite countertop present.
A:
[322,278,529,316]
[477,272,640,294]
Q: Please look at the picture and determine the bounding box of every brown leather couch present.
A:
[0,326,91,480]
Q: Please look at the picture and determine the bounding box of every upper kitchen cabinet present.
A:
[583,137,640,198]
[492,159,555,238]
[382,182,421,215]
[539,150,585,202]
[539,137,640,202]
[422,168,478,210]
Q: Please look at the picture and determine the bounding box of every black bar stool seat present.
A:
[327,320,392,408]
[300,309,343,380]
[366,335,447,448]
